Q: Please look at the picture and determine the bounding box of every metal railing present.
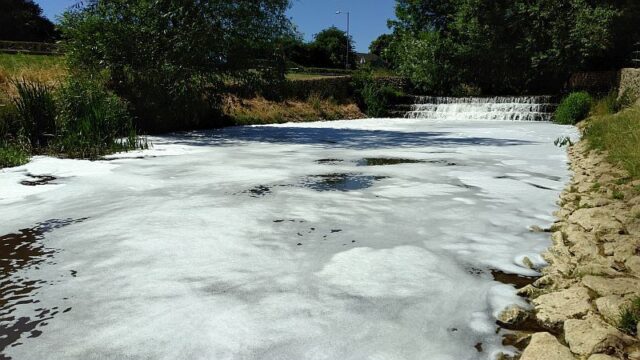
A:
[0,41,62,55]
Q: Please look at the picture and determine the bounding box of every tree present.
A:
[310,26,356,69]
[0,0,58,42]
[389,0,635,94]
[60,0,292,132]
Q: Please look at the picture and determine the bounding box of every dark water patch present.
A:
[316,159,344,165]
[0,218,86,358]
[300,173,388,192]
[19,174,56,187]
[238,185,274,198]
[491,270,538,289]
[357,158,424,166]
[474,343,483,352]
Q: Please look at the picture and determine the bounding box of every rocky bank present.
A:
[506,125,640,360]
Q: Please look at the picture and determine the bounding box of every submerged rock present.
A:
[520,332,574,360]
[498,305,530,326]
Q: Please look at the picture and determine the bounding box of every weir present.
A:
[404,96,558,121]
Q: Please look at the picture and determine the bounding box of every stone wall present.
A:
[568,68,640,101]
[619,68,640,99]
[567,71,619,94]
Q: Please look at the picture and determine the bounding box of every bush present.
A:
[555,92,593,125]
[13,80,56,148]
[54,77,145,158]
[352,69,403,117]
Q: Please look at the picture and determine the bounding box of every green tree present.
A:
[310,26,356,69]
[0,0,58,42]
[389,0,633,94]
[60,0,292,132]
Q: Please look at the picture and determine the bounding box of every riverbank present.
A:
[517,107,640,360]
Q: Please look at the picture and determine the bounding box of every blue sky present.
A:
[34,0,396,53]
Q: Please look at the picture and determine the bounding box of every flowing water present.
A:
[0,107,576,360]
[406,96,557,122]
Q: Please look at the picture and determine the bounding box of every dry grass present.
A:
[0,54,67,103]
[223,94,364,125]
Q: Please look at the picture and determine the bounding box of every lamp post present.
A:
[335,11,350,70]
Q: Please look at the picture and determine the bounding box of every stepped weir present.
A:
[398,96,558,121]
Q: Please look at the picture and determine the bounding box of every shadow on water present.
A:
[165,126,537,150]
[0,218,86,359]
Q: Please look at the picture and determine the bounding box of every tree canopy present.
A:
[0,0,58,42]
[388,0,640,95]
[60,0,292,131]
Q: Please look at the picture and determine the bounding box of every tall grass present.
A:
[619,297,640,335]
[584,104,640,178]
[54,77,147,158]
[0,54,67,102]
[13,80,56,148]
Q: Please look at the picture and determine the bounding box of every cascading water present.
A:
[405,96,557,121]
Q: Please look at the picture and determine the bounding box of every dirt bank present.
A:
[515,123,640,360]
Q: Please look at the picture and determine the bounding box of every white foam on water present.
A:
[0,117,577,360]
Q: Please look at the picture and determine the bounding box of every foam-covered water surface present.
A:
[0,118,577,360]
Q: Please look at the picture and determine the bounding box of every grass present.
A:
[0,142,29,168]
[0,53,67,102]
[223,94,364,125]
[612,190,625,200]
[619,297,640,336]
[584,104,640,179]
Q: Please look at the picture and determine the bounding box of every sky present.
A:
[34,0,396,53]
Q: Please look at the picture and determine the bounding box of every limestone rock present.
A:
[568,208,622,235]
[582,276,640,297]
[498,305,530,325]
[564,315,634,355]
[523,256,535,270]
[520,332,574,360]
[533,287,592,329]
[626,256,640,276]
[595,295,627,323]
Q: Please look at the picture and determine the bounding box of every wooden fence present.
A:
[0,41,62,55]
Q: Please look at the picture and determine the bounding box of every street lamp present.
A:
[335,10,350,70]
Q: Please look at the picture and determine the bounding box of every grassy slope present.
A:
[223,95,364,125]
[583,102,640,179]
[0,53,67,103]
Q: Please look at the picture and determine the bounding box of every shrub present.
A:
[13,80,56,148]
[352,69,403,117]
[54,77,145,159]
[555,92,593,124]
[0,142,29,168]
